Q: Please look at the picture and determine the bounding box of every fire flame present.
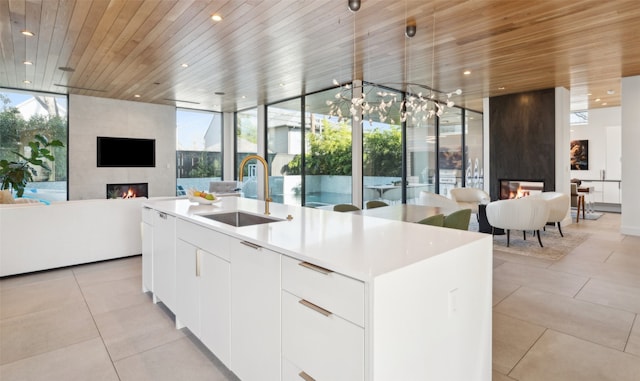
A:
[122,188,136,198]
[509,185,530,199]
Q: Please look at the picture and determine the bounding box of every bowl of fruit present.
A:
[187,189,220,204]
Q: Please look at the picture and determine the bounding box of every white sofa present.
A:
[0,198,145,277]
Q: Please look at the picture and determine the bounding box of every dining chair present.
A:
[416,214,445,227]
[443,209,472,230]
[333,204,360,212]
[365,200,388,209]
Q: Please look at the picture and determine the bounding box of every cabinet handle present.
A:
[240,241,261,250]
[299,299,332,317]
[143,206,151,210]
[195,249,202,277]
[158,212,167,220]
[298,371,316,381]
[298,261,333,275]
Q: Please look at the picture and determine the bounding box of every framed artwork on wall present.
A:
[570,140,589,170]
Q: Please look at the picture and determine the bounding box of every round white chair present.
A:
[485,197,550,247]
[450,187,491,215]
[529,192,570,237]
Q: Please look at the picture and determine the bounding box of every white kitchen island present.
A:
[142,197,492,381]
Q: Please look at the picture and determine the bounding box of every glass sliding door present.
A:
[465,110,484,189]
[267,98,302,205]
[438,107,463,197]
[362,84,402,206]
[303,89,352,207]
[235,107,258,198]
[405,115,437,204]
[176,108,222,195]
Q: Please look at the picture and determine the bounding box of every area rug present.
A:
[489,230,588,261]
[570,210,603,221]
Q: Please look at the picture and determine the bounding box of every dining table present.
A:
[351,203,459,223]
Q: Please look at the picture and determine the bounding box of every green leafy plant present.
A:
[0,134,64,197]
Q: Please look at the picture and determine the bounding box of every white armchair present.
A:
[529,192,570,237]
[418,191,460,212]
[450,187,491,214]
[485,197,550,247]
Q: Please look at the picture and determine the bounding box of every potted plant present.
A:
[0,134,64,197]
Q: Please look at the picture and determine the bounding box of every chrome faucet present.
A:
[238,154,271,215]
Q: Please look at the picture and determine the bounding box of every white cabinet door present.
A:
[141,224,153,293]
[152,211,176,312]
[230,239,281,381]
[175,239,200,335]
[200,250,231,366]
[603,182,621,204]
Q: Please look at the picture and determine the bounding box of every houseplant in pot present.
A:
[0,134,64,197]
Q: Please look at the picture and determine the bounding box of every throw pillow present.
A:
[0,190,16,204]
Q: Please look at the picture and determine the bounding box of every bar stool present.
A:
[575,194,585,222]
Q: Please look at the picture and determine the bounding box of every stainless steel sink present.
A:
[198,211,284,227]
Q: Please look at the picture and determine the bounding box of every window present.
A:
[176,108,222,195]
[570,111,588,125]
[304,89,352,207]
[0,89,68,202]
[236,108,258,198]
[465,110,484,189]
[362,84,403,205]
[267,98,302,205]
[438,107,463,197]
[405,112,437,204]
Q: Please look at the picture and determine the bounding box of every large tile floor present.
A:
[1,212,638,380]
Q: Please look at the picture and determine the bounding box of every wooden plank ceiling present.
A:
[1,0,639,113]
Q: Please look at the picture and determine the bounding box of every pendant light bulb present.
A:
[406,17,417,38]
[348,0,361,12]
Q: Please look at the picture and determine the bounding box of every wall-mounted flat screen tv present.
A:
[97,137,156,167]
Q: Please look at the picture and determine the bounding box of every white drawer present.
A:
[281,255,364,327]
[142,206,153,224]
[176,219,230,261]
[282,290,364,381]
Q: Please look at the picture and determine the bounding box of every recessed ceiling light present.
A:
[595,98,601,102]
[498,86,505,90]
[279,83,285,87]
[23,80,31,84]
[21,30,34,37]
[602,102,608,106]
[241,95,246,99]
[134,94,141,98]
[463,70,471,75]
[587,93,592,96]
[211,14,222,22]
[181,63,189,68]
[23,61,33,65]
[607,90,615,95]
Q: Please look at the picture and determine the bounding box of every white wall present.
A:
[621,76,640,236]
[68,95,176,200]
[569,107,621,181]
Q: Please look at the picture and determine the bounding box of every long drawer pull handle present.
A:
[240,241,261,250]
[298,261,333,275]
[298,371,316,381]
[299,299,332,317]
[195,249,202,277]
[158,212,167,219]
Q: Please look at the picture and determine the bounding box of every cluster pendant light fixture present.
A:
[327,0,462,126]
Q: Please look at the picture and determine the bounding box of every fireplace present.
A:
[107,183,148,199]
[499,179,544,199]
